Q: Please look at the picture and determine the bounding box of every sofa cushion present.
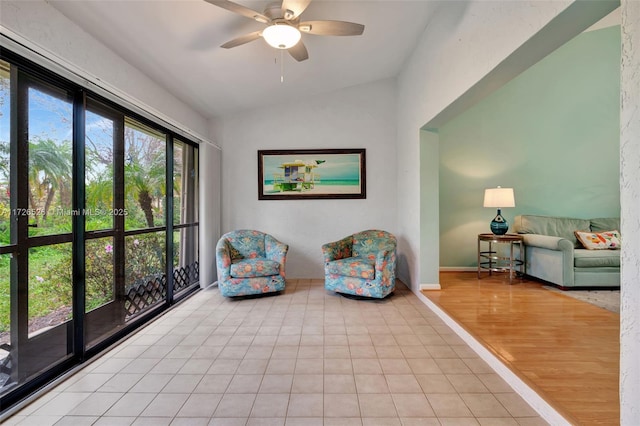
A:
[326,257,376,280]
[230,258,280,278]
[590,218,620,233]
[575,230,621,250]
[574,249,620,268]
[514,215,591,247]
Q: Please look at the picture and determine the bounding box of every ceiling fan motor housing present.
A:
[264,2,285,20]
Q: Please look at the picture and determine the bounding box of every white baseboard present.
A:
[419,283,442,291]
[439,266,476,272]
[202,281,218,290]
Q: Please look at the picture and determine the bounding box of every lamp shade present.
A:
[483,187,515,208]
[262,24,301,49]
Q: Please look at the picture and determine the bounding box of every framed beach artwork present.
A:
[258,149,366,200]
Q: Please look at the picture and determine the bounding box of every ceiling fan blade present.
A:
[281,0,312,20]
[299,20,365,36]
[221,30,262,48]
[204,0,270,23]
[288,41,309,62]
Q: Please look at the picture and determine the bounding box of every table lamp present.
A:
[483,186,515,235]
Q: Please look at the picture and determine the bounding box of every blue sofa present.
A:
[322,230,397,298]
[514,215,620,288]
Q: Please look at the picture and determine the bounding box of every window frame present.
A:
[0,48,201,413]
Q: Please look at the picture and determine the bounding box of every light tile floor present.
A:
[4,279,548,425]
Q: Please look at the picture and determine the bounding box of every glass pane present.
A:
[193,148,199,223]
[85,236,125,349]
[28,86,73,237]
[173,142,183,225]
[0,253,10,347]
[85,237,115,312]
[28,243,73,337]
[124,120,166,231]
[85,109,115,231]
[0,61,9,247]
[0,253,11,396]
[125,231,166,320]
[173,142,199,226]
[173,226,199,295]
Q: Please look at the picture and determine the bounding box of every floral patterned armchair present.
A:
[216,230,288,297]
[322,230,397,299]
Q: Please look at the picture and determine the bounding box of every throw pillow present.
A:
[575,230,621,250]
[226,240,244,260]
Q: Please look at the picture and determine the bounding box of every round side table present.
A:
[477,233,525,284]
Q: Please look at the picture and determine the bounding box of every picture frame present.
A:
[258,149,366,200]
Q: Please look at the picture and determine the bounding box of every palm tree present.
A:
[124,127,166,229]
[0,141,8,182]
[28,138,72,223]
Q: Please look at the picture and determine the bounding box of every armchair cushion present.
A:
[230,259,281,278]
[325,257,376,280]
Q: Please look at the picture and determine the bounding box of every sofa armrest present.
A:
[521,234,575,287]
[521,234,574,252]
[322,236,352,263]
[215,238,232,282]
[265,235,289,277]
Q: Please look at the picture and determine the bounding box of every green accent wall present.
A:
[438,26,621,267]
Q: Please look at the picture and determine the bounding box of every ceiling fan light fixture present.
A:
[262,24,301,49]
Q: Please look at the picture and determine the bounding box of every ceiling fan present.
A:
[205,0,365,62]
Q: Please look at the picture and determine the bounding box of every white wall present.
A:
[620,1,640,423]
[396,0,572,290]
[199,144,222,287]
[212,78,397,278]
[0,0,208,137]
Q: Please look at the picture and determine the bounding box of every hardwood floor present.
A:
[423,271,619,426]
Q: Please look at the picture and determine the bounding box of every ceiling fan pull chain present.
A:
[280,49,285,83]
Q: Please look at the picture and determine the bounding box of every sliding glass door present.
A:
[173,140,199,297]
[0,51,201,411]
[0,67,77,393]
[83,99,122,349]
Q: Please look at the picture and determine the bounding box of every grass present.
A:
[0,224,169,333]
[0,246,72,333]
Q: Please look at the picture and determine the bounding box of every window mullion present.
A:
[166,134,174,304]
[72,89,86,359]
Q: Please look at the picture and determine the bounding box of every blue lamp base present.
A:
[490,208,509,235]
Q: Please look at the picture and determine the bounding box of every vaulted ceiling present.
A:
[49,0,439,118]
